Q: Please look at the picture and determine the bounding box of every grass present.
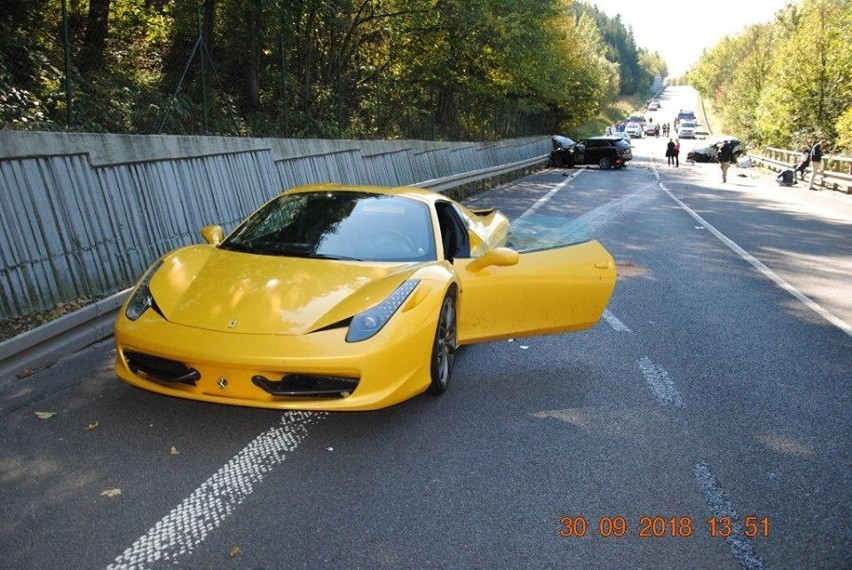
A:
[699,97,726,137]
[572,96,646,139]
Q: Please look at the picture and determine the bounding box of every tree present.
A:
[81,0,112,69]
[755,0,852,147]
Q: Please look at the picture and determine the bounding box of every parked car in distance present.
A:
[573,136,633,169]
[678,120,698,139]
[675,109,696,130]
[643,122,660,136]
[628,114,646,125]
[648,101,660,111]
[625,122,643,138]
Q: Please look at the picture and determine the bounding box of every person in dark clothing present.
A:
[794,146,810,180]
[808,138,826,190]
[718,139,735,182]
[665,139,676,166]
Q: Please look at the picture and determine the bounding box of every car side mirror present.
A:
[466,247,520,271]
[201,225,224,245]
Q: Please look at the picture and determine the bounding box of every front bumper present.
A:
[114,297,439,411]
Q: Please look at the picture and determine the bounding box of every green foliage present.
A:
[691,0,852,152]
[0,0,663,140]
[835,107,852,155]
[572,95,643,139]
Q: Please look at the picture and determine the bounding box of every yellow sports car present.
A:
[114,183,616,411]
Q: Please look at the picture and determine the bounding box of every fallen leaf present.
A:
[229,546,242,557]
[85,421,99,430]
[169,446,179,456]
[327,447,334,452]
[520,345,529,350]
[35,411,57,420]
[101,488,122,498]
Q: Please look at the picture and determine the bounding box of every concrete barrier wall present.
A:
[0,131,550,319]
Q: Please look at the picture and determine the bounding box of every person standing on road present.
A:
[666,139,676,166]
[807,138,826,190]
[674,138,680,167]
[718,139,735,182]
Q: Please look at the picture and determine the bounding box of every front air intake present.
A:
[252,374,359,397]
[125,350,200,385]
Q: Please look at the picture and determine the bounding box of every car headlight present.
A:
[346,280,420,342]
[125,260,163,321]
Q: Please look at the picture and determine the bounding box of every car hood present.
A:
[147,245,420,335]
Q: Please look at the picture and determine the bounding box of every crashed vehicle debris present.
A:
[687,137,744,163]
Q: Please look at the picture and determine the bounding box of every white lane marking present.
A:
[637,357,683,408]
[109,411,326,569]
[657,177,852,339]
[603,309,632,332]
[694,461,767,570]
[518,170,584,219]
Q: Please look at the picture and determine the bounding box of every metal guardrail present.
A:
[0,290,129,381]
[0,154,549,383]
[749,152,852,194]
[762,147,852,175]
[414,154,548,195]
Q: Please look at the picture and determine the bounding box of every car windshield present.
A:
[507,214,593,253]
[222,191,436,262]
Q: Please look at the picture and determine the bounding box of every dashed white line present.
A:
[693,461,767,570]
[109,411,326,569]
[657,177,852,339]
[637,357,683,408]
[518,170,583,219]
[603,309,632,332]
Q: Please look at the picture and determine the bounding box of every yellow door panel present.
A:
[456,240,616,344]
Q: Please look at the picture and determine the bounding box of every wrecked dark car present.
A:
[687,137,744,163]
[547,135,577,168]
[548,135,632,170]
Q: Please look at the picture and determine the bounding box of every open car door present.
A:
[454,214,616,345]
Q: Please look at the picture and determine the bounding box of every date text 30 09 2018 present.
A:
[559,515,771,539]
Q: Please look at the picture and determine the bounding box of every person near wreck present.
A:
[665,139,676,166]
[794,146,810,180]
[718,139,735,182]
[807,138,826,190]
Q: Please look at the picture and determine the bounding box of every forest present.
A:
[688,0,852,154]
[0,0,666,141]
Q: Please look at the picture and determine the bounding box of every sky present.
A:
[588,0,793,76]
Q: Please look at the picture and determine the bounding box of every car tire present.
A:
[598,156,613,170]
[427,289,457,395]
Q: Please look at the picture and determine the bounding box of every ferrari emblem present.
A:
[217,377,228,389]
[227,320,238,329]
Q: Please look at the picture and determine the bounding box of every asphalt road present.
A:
[1,140,851,569]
